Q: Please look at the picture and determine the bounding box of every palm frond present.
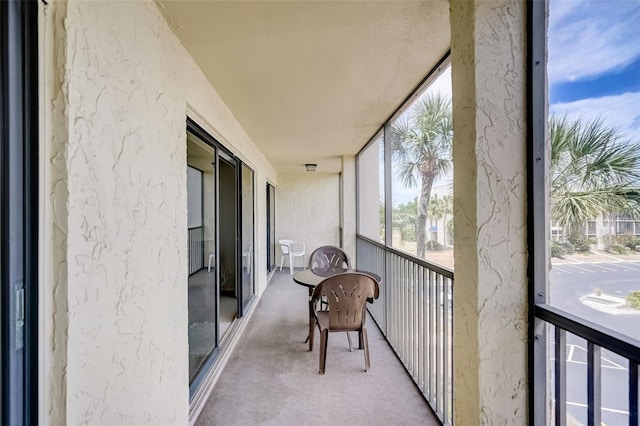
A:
[552,188,640,229]
[550,115,640,227]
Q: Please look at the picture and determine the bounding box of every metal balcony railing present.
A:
[535,304,640,426]
[188,226,204,275]
[357,235,453,425]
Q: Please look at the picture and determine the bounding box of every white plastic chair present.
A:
[278,239,306,274]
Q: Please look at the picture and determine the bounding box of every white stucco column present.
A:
[341,156,357,262]
[450,1,528,424]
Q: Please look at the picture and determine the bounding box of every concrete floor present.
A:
[195,271,440,425]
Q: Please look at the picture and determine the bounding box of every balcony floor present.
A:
[195,270,440,425]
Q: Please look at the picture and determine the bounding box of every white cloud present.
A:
[548,0,640,83]
[550,91,640,141]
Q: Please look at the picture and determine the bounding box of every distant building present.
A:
[552,215,640,249]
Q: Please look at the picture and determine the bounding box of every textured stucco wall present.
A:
[450,0,528,424]
[276,173,341,264]
[64,2,188,424]
[40,1,70,423]
[40,1,277,424]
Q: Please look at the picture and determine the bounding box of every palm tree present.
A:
[550,116,640,234]
[393,198,418,242]
[427,196,445,241]
[391,94,453,258]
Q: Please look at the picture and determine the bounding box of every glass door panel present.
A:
[1,1,38,421]
[267,183,276,272]
[241,164,255,310]
[218,157,238,339]
[186,120,253,392]
[187,132,217,383]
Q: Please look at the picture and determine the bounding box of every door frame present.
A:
[1,0,39,423]
[266,183,276,273]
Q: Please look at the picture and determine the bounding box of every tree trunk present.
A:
[417,173,436,259]
[442,212,447,245]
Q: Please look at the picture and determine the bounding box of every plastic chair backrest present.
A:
[279,239,293,255]
[312,272,378,331]
[308,245,350,269]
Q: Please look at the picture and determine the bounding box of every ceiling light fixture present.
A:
[305,163,317,172]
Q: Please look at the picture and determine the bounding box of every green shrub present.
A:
[627,291,640,310]
[425,240,443,251]
[400,227,416,242]
[614,234,637,249]
[551,240,567,258]
[602,234,640,252]
[567,232,595,252]
[561,240,575,255]
[608,244,629,255]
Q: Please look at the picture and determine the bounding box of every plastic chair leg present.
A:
[308,301,315,352]
[319,329,329,374]
[207,254,214,272]
[362,327,370,372]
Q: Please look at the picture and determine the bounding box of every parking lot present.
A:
[550,256,640,425]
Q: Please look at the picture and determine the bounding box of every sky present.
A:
[548,0,640,142]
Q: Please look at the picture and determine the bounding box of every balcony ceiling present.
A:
[157,1,450,173]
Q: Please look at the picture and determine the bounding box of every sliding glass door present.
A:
[186,132,218,383]
[186,119,256,395]
[1,1,38,423]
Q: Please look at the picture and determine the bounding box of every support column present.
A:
[341,156,357,262]
[450,1,528,424]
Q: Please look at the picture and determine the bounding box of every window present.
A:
[388,64,452,267]
[547,0,640,337]
[357,132,385,243]
[531,1,640,424]
[357,60,452,269]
